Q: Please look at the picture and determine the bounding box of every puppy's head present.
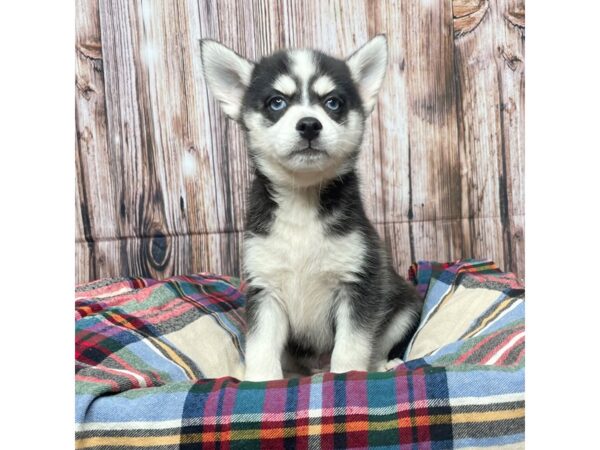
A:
[201,36,387,187]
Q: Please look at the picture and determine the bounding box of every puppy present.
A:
[200,36,423,381]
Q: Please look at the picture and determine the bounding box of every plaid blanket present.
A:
[75,259,524,449]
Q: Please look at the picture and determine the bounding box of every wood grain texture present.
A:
[452,0,525,276]
[75,0,525,284]
[453,0,489,37]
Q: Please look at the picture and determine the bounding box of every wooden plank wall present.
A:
[75,0,525,284]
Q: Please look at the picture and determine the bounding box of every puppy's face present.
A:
[201,37,387,187]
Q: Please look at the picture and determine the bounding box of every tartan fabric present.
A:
[75,260,524,449]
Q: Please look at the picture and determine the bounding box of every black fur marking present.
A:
[243,51,293,124]
[317,170,423,340]
[286,337,317,359]
[343,251,422,343]
[244,284,265,335]
[309,52,364,122]
[245,169,278,235]
[318,170,366,235]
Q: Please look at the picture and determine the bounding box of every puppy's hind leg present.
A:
[372,308,420,372]
[244,289,288,381]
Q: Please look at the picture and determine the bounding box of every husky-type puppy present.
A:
[201,36,423,381]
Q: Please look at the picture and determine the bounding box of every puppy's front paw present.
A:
[374,358,404,372]
[244,367,283,382]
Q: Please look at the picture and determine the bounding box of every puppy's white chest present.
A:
[244,194,365,349]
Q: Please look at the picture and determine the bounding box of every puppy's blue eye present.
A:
[268,96,287,111]
[324,97,341,111]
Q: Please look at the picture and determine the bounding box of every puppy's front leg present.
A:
[330,300,373,373]
[244,290,288,381]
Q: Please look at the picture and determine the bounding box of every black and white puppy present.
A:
[200,36,423,381]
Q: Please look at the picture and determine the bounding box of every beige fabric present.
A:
[461,444,524,450]
[164,315,244,379]
[164,281,504,378]
[407,285,500,360]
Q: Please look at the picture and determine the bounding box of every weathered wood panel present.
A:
[75,0,525,284]
[76,0,130,282]
[452,0,525,276]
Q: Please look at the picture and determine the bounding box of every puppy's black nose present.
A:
[296,117,322,141]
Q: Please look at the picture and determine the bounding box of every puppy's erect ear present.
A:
[200,40,254,121]
[346,35,388,114]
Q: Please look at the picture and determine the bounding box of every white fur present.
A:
[273,74,297,97]
[244,295,289,381]
[243,187,367,380]
[200,40,254,120]
[379,358,404,372]
[289,50,317,104]
[330,300,372,373]
[312,75,336,97]
[346,35,388,113]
